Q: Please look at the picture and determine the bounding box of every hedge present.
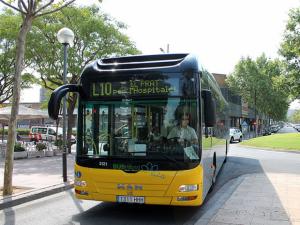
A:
[1,128,30,135]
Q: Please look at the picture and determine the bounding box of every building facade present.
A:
[212,73,268,136]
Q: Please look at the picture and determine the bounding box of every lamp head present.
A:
[57,27,75,47]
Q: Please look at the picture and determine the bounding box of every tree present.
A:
[279,7,300,98]
[26,5,140,152]
[1,0,75,196]
[290,109,300,123]
[0,9,36,104]
[226,56,261,118]
[255,55,289,121]
[226,54,289,123]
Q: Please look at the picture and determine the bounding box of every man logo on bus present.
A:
[117,184,143,190]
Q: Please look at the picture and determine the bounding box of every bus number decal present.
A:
[99,83,112,96]
[91,79,177,97]
[99,161,108,167]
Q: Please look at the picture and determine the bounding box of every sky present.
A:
[100,0,299,73]
[21,0,300,109]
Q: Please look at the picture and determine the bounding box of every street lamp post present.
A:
[160,44,170,53]
[57,27,74,182]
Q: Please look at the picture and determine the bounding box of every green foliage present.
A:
[1,128,30,135]
[36,142,47,151]
[16,128,30,135]
[241,133,300,151]
[0,9,36,103]
[0,5,140,155]
[226,54,289,121]
[26,5,140,96]
[54,139,63,147]
[290,109,300,123]
[14,143,26,152]
[279,7,300,98]
[22,5,141,149]
[1,0,76,197]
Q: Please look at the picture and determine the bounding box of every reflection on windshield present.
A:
[81,99,199,162]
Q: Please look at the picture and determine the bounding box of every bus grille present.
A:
[94,182,169,196]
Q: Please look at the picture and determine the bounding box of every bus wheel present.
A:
[224,141,228,163]
[209,155,217,193]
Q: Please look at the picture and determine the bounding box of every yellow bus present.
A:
[48,53,229,206]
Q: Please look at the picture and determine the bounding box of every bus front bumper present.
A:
[75,191,203,206]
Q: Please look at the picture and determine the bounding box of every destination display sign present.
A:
[91,78,179,97]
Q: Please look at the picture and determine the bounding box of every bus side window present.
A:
[83,107,94,155]
[85,128,93,154]
[99,106,109,156]
[85,109,93,131]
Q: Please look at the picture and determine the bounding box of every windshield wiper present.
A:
[152,153,183,168]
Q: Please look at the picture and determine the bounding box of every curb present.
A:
[236,144,300,154]
[0,182,74,210]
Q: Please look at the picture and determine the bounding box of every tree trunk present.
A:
[3,16,33,196]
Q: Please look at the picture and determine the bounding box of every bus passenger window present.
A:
[99,106,109,156]
[85,128,93,154]
[83,108,94,155]
[85,109,92,130]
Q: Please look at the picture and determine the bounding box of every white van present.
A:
[29,126,76,144]
[229,128,243,143]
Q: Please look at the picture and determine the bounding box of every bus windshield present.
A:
[78,98,200,163]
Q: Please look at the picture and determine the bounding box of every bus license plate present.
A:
[116,196,145,204]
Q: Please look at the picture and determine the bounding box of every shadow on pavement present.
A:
[72,202,199,225]
[2,196,15,225]
[70,156,270,225]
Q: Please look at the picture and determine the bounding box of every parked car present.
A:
[262,127,272,136]
[29,126,76,144]
[270,125,280,133]
[229,128,243,143]
[294,124,300,132]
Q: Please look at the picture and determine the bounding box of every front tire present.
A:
[230,137,234,143]
[239,136,242,142]
[224,140,228,163]
[208,154,217,193]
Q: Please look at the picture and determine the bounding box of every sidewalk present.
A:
[0,153,75,209]
[195,173,300,225]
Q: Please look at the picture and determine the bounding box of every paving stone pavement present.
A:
[0,153,75,209]
[196,173,300,225]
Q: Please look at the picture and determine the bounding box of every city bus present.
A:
[48,53,230,206]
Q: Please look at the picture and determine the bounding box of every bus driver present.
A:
[167,113,198,144]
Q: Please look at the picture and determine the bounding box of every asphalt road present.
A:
[277,125,298,133]
[1,145,300,225]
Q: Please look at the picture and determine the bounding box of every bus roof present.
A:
[80,53,201,77]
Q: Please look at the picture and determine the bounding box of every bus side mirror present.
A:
[202,90,216,127]
[48,84,84,120]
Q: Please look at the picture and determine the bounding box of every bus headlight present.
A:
[75,180,87,187]
[179,184,198,192]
